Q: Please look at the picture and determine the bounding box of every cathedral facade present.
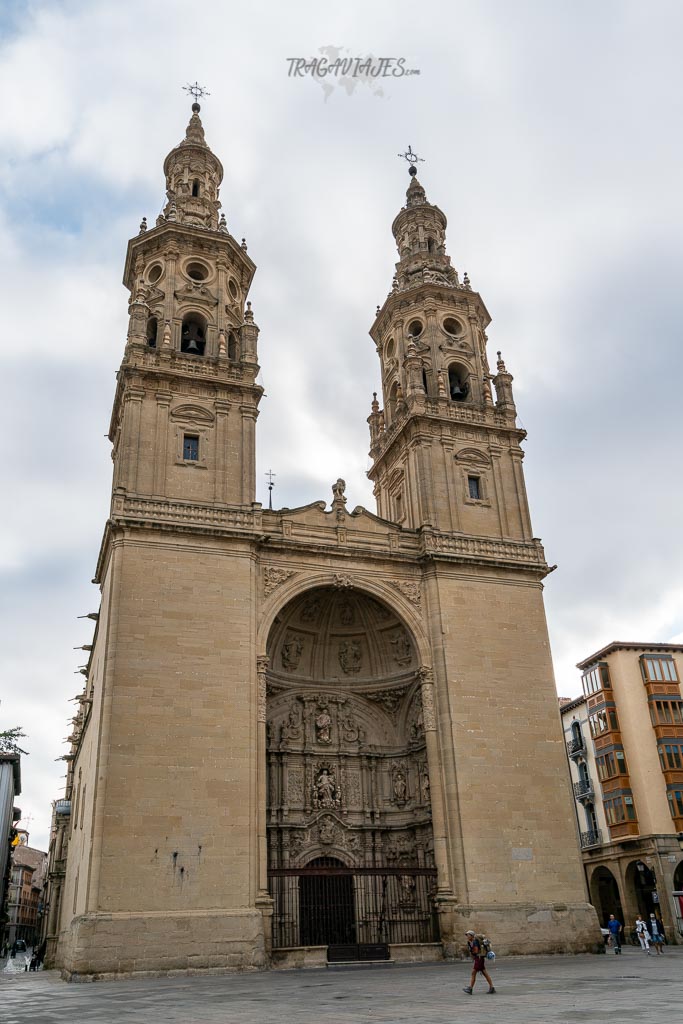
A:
[49,104,599,977]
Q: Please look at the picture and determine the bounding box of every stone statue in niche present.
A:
[281,636,304,672]
[313,767,341,809]
[420,768,431,805]
[392,766,408,804]
[339,640,362,675]
[315,704,332,745]
[410,705,424,743]
[390,630,412,666]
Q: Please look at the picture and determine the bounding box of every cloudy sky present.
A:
[1,0,682,850]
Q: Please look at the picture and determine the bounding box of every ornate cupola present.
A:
[367,159,529,541]
[162,102,224,230]
[110,99,263,509]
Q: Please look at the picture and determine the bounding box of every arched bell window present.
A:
[180,313,207,356]
[191,179,200,197]
[447,363,469,402]
[146,316,158,349]
[227,331,239,361]
[422,368,429,395]
[387,381,399,423]
[427,237,436,254]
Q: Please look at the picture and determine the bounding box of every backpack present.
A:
[477,934,492,954]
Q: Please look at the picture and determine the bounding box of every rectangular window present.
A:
[183,434,199,461]
[582,664,610,696]
[624,795,636,820]
[615,750,627,775]
[642,656,679,683]
[467,476,481,500]
[668,790,683,818]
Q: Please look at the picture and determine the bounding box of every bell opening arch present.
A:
[262,582,441,952]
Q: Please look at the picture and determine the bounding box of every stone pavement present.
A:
[0,948,681,1024]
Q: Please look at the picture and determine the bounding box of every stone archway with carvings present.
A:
[265,585,436,949]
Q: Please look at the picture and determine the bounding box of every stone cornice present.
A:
[369,402,524,472]
[94,494,550,582]
[108,353,262,439]
[123,221,255,292]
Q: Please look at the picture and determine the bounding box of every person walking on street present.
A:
[649,914,664,954]
[607,914,623,953]
[635,915,651,954]
[462,930,496,995]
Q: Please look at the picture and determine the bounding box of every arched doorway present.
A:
[626,860,657,919]
[673,859,683,940]
[589,865,623,925]
[266,586,437,954]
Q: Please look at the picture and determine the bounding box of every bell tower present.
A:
[113,100,262,508]
[368,161,531,542]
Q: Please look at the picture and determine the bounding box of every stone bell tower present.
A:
[368,163,529,541]
[115,100,262,507]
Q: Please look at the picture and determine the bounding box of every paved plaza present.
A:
[1,948,681,1024]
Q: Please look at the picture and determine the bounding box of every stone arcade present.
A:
[48,103,600,978]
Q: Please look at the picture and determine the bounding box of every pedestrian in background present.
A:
[635,916,651,954]
[607,914,622,954]
[649,914,664,954]
[462,930,496,995]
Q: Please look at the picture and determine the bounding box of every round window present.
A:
[147,264,163,284]
[443,317,462,336]
[407,319,423,338]
[186,262,209,282]
[228,278,239,301]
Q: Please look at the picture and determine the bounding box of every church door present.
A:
[299,858,356,946]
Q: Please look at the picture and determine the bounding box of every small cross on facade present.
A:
[265,469,276,510]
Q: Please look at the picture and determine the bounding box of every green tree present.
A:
[0,728,28,755]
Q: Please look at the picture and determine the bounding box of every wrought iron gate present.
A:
[268,863,439,949]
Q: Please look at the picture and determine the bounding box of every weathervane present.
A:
[265,469,276,510]
[183,82,211,106]
[398,145,425,176]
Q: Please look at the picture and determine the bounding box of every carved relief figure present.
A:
[318,816,336,845]
[281,702,303,743]
[281,636,304,672]
[339,639,362,675]
[315,704,332,745]
[339,600,355,626]
[390,630,412,665]
[399,874,417,906]
[313,767,341,809]
[300,596,321,623]
[341,712,364,745]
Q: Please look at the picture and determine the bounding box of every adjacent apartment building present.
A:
[561,642,683,941]
[6,837,47,947]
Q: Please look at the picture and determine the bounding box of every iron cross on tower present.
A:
[398,145,425,177]
[182,82,211,106]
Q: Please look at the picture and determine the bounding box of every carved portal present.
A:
[267,586,435,889]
